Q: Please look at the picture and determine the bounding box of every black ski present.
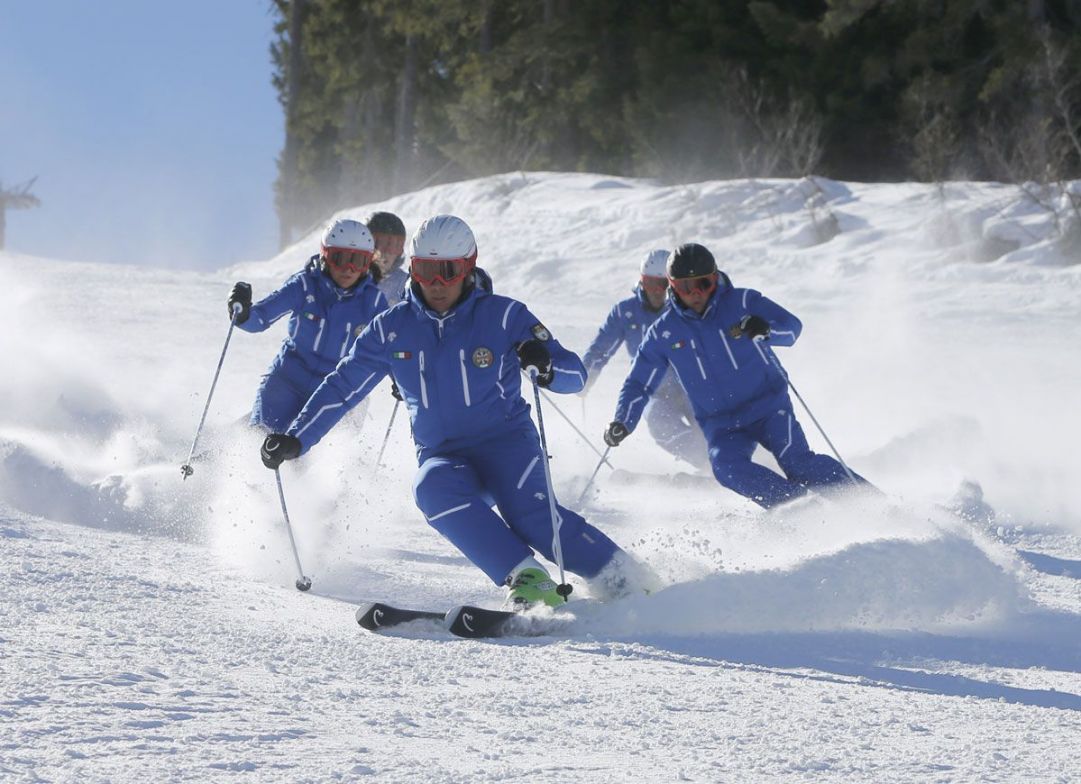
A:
[357,602,559,639]
[355,602,445,632]
[445,605,529,639]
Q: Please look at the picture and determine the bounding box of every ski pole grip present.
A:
[231,301,243,316]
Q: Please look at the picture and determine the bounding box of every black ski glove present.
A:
[228,282,252,325]
[738,314,770,341]
[516,340,553,387]
[390,380,403,401]
[260,433,301,469]
[604,421,630,447]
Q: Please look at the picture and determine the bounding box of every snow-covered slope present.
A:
[2,173,1080,782]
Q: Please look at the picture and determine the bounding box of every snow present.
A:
[2,172,1081,782]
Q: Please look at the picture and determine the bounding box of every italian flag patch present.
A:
[671,340,686,349]
[392,351,412,360]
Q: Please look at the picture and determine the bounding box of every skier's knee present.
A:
[412,460,466,516]
[708,457,746,490]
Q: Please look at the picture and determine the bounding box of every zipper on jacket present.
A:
[418,350,429,409]
[459,349,472,406]
[312,317,326,353]
[690,339,708,379]
[717,329,739,370]
[340,322,352,357]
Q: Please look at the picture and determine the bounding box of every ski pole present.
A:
[540,389,614,469]
[529,372,572,601]
[577,446,612,505]
[373,398,400,470]
[181,304,242,479]
[274,467,312,592]
[760,344,858,483]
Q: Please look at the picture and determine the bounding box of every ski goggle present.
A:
[640,275,668,293]
[410,256,474,286]
[372,233,406,259]
[322,247,374,273]
[669,273,717,297]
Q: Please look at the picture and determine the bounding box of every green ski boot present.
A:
[506,567,563,610]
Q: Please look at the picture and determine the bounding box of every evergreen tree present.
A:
[0,177,41,251]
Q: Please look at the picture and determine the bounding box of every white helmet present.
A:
[410,215,478,261]
[321,218,374,253]
[640,249,669,278]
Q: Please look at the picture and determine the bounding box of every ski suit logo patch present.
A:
[472,347,494,368]
[531,324,551,341]
[392,351,412,360]
[671,340,686,349]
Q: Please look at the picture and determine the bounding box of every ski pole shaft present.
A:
[181,305,241,479]
[373,398,400,470]
[530,372,571,601]
[761,346,857,483]
[577,446,612,505]
[274,468,312,591]
[540,389,614,468]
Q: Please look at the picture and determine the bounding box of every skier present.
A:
[366,211,409,306]
[582,249,707,470]
[259,215,648,608]
[603,243,867,509]
[228,218,389,431]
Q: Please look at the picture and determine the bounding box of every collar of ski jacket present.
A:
[305,255,375,299]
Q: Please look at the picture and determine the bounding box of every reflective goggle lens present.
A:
[410,257,471,286]
[324,248,373,272]
[670,274,716,296]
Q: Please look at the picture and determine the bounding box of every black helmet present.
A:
[667,243,717,279]
[365,211,406,236]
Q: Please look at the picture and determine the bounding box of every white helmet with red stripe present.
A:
[410,215,477,262]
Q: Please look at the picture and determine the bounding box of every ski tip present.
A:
[355,602,379,630]
[356,602,447,632]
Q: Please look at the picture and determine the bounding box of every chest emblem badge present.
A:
[473,347,494,368]
[531,324,551,342]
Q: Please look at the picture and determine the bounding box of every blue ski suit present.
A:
[238,258,389,431]
[613,277,860,508]
[285,272,622,585]
[583,286,707,468]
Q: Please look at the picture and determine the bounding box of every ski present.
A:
[357,602,565,639]
[355,602,445,632]
[445,605,534,639]
[608,468,714,489]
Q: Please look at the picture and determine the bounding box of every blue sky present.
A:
[1,1,282,269]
